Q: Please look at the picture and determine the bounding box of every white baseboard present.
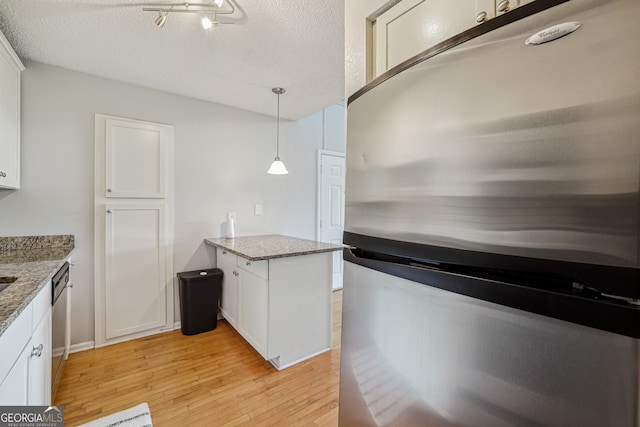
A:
[69,341,95,354]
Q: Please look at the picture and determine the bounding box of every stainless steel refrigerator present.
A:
[339,0,640,425]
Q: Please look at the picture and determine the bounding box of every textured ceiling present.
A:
[0,0,345,120]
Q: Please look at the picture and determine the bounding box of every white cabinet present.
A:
[0,29,24,189]
[217,249,238,328]
[95,114,174,348]
[105,204,167,340]
[105,118,168,199]
[375,0,482,76]
[373,0,537,77]
[28,299,51,406]
[216,248,332,370]
[0,282,52,405]
[237,259,269,358]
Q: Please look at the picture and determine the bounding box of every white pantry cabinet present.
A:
[216,248,333,370]
[0,282,52,405]
[0,29,24,189]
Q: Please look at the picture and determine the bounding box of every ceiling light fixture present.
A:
[143,1,235,29]
[267,87,288,175]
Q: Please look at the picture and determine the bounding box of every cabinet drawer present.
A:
[237,256,268,280]
[0,304,32,385]
[217,248,237,265]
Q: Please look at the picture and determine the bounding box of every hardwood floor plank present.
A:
[56,290,342,426]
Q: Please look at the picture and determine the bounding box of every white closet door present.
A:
[105,205,167,339]
[105,118,167,198]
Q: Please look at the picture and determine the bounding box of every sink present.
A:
[0,276,17,293]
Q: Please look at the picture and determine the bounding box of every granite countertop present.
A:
[0,235,75,337]
[205,234,343,261]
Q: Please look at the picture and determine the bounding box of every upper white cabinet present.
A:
[375,0,481,75]
[0,29,24,190]
[105,118,169,198]
[374,0,535,77]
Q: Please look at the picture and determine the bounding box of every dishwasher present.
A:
[51,261,71,402]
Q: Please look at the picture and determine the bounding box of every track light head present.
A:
[155,13,167,27]
[201,15,219,29]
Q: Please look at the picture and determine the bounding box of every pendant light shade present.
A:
[268,87,289,175]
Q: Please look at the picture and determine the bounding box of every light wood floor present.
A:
[55,290,342,426]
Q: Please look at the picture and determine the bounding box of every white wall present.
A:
[0,61,344,347]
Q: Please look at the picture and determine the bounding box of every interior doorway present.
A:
[318,150,346,290]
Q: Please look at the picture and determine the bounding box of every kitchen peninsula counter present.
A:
[0,235,75,337]
[204,234,341,370]
[204,234,343,261]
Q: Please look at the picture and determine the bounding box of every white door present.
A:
[319,152,345,290]
[95,114,174,347]
[105,205,167,339]
[375,0,489,76]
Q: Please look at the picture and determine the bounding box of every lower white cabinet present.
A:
[0,281,52,405]
[28,310,51,405]
[217,249,238,328]
[0,340,30,404]
[237,267,268,358]
[216,248,332,370]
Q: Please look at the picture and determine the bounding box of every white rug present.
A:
[77,402,153,427]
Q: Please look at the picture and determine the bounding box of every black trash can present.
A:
[177,268,222,335]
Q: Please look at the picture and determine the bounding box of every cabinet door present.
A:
[105,204,167,339]
[0,32,22,189]
[0,343,29,405]
[28,312,51,405]
[496,0,529,16]
[375,0,481,76]
[237,269,268,358]
[105,118,169,198]
[217,252,238,329]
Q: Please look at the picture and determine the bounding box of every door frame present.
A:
[94,114,175,348]
[317,150,346,290]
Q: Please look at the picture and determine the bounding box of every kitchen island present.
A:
[205,235,342,370]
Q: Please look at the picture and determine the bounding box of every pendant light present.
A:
[267,87,289,175]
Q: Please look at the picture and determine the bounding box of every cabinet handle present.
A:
[106,210,112,214]
[0,171,6,178]
[497,0,510,13]
[246,261,251,266]
[233,271,238,276]
[107,188,112,192]
[223,250,227,255]
[31,343,43,358]
[476,11,487,23]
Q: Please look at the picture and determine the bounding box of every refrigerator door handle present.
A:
[344,247,640,339]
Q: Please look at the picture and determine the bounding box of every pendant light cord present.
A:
[276,92,280,158]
